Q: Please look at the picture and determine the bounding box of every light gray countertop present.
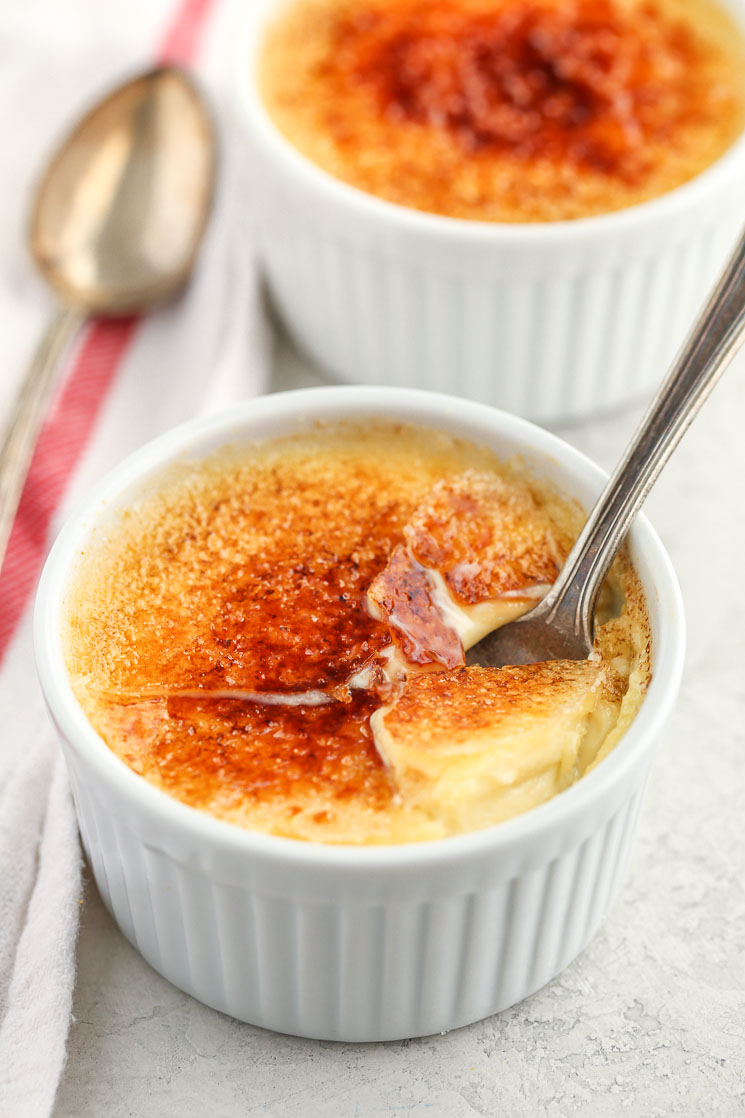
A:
[54,332,745,1118]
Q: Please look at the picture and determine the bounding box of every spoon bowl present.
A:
[30,67,215,313]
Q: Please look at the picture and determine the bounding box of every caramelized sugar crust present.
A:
[367,545,465,669]
[71,434,424,698]
[103,691,393,816]
[403,470,563,602]
[65,424,650,844]
[385,661,605,735]
[259,0,745,221]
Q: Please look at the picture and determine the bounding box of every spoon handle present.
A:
[0,306,84,569]
[543,225,745,645]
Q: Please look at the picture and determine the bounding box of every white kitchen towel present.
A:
[0,1,271,1114]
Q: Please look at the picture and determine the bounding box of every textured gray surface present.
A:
[54,333,745,1117]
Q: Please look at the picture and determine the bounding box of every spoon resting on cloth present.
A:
[0,66,216,567]
[469,225,745,668]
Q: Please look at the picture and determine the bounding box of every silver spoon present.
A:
[470,225,745,668]
[0,66,216,566]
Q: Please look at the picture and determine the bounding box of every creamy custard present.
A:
[259,0,745,222]
[64,424,651,844]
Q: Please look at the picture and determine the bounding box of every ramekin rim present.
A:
[34,385,686,868]
[232,0,745,244]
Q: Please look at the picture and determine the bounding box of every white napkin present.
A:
[0,1,271,1113]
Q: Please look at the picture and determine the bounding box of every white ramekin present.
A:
[35,387,685,1041]
[234,0,745,424]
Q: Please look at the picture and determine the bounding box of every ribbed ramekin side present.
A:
[257,185,742,424]
[65,732,651,1041]
[444,783,646,1034]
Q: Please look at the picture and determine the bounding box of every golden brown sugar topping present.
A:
[328,0,716,176]
[74,442,412,698]
[402,470,562,602]
[109,691,394,812]
[65,424,651,844]
[259,0,745,221]
[382,661,606,735]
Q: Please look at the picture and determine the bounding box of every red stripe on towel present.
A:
[0,319,138,653]
[157,0,217,66]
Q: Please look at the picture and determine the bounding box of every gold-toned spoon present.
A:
[0,66,216,565]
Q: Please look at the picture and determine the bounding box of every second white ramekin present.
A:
[35,387,685,1041]
[234,0,745,424]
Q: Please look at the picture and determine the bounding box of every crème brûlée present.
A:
[63,424,651,844]
[258,0,745,222]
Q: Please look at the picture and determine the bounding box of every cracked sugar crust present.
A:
[403,470,564,603]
